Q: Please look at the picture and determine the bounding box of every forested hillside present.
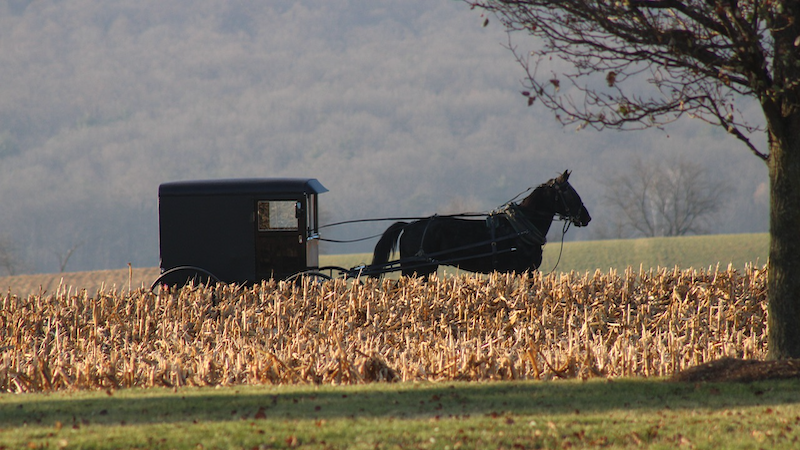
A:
[0,0,768,274]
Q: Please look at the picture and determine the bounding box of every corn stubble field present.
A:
[0,263,769,393]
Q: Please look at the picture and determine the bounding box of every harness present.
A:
[410,205,545,268]
[407,180,583,271]
[484,203,548,268]
[495,203,548,247]
[415,214,437,258]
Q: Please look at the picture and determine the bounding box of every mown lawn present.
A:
[2,378,799,449]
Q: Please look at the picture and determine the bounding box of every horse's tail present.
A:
[370,222,408,278]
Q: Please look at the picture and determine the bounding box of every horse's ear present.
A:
[559,170,571,182]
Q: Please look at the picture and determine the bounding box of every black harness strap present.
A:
[415,215,437,258]
[498,203,547,247]
[488,214,498,268]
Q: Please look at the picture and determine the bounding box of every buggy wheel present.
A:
[285,270,333,284]
[150,266,221,291]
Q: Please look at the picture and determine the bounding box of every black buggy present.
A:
[152,171,590,288]
[152,178,328,288]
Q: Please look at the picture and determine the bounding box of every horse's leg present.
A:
[398,231,437,278]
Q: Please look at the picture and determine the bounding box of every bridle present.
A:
[551,180,586,226]
[544,180,586,274]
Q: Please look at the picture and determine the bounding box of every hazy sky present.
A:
[0,0,769,273]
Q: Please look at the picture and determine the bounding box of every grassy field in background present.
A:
[0,233,769,295]
[321,232,769,276]
[538,232,768,274]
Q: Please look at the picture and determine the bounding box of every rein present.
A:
[318,213,486,244]
[543,219,571,274]
[319,213,487,230]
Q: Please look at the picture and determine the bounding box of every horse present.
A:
[370,170,591,278]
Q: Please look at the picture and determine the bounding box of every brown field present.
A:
[0,266,161,297]
[1,264,768,392]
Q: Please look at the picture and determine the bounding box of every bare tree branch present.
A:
[600,156,730,238]
[467,0,775,160]
[54,240,84,273]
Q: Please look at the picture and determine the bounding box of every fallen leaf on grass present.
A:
[254,407,267,419]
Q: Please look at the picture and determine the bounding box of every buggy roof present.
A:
[159,178,328,197]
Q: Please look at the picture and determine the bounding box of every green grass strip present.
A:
[2,378,799,449]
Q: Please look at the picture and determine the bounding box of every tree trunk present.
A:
[767,117,800,359]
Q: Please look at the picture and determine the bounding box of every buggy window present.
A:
[257,201,299,231]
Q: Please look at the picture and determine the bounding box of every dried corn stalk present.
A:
[0,264,768,392]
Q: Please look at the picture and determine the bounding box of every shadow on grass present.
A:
[3,378,799,427]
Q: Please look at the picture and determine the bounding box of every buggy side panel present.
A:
[159,194,255,284]
[157,178,326,286]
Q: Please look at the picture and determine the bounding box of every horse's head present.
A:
[528,170,591,227]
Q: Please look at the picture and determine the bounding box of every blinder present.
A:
[552,180,588,226]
